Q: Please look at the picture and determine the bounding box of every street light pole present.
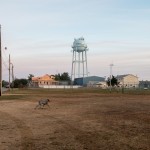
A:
[9,54,11,91]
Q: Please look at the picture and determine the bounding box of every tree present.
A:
[55,72,71,81]
[60,72,71,81]
[54,73,61,81]
[28,74,34,82]
[107,75,118,87]
[12,78,28,88]
[2,80,9,87]
[54,72,71,85]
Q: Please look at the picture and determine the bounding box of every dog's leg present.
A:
[40,104,44,109]
[34,104,39,109]
[35,101,41,109]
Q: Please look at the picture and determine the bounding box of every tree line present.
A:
[3,72,71,88]
[3,73,119,88]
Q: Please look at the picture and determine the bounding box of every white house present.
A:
[31,74,58,87]
[116,74,139,88]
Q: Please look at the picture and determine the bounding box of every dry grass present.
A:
[0,88,150,150]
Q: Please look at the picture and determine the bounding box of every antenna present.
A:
[110,63,114,78]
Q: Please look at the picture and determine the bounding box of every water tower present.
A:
[71,37,88,81]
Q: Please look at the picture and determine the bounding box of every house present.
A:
[116,74,139,88]
[74,76,105,86]
[32,74,59,87]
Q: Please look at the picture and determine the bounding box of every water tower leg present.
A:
[71,51,74,81]
[78,52,80,78]
[82,51,84,77]
[74,51,77,79]
[85,50,88,76]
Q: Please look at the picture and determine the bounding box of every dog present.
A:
[35,99,50,109]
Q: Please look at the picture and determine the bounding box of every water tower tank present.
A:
[72,37,88,52]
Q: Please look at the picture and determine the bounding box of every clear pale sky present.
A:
[0,0,150,81]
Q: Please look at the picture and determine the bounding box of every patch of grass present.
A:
[1,88,150,101]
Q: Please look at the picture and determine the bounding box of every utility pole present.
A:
[109,63,114,92]
[8,54,11,91]
[0,25,2,96]
[11,63,14,88]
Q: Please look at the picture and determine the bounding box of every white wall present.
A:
[39,85,81,89]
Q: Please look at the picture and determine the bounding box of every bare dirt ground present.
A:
[0,90,150,150]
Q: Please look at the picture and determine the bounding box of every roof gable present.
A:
[32,74,55,81]
[117,74,138,79]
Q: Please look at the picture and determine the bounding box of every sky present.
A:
[0,0,150,81]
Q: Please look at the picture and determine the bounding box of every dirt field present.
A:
[0,89,150,150]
